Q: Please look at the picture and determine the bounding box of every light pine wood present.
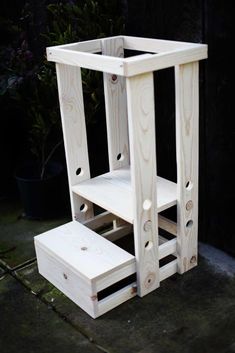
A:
[123,36,205,53]
[98,283,136,317]
[175,61,199,274]
[35,221,134,281]
[126,72,159,296]
[35,245,98,317]
[34,36,207,318]
[72,167,177,223]
[100,224,133,242]
[102,37,130,170]
[56,63,93,221]
[158,215,177,236]
[123,46,207,77]
[52,38,102,53]
[159,259,178,281]
[47,37,207,77]
[159,238,177,260]
[48,48,124,75]
[83,211,115,230]
[35,221,136,318]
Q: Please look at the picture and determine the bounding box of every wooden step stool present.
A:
[34,36,207,318]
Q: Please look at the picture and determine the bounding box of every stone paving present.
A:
[1,198,235,353]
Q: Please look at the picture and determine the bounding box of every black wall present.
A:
[125,0,235,255]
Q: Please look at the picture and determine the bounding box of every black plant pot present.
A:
[15,161,68,219]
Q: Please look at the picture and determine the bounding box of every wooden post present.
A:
[102,37,130,228]
[101,37,130,171]
[126,72,159,296]
[175,61,199,273]
[56,63,94,221]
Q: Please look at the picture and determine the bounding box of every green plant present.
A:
[0,0,125,179]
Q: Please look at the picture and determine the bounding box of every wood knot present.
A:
[186,200,193,211]
[190,255,197,264]
[91,295,98,302]
[131,285,137,294]
[144,272,156,289]
[111,74,118,83]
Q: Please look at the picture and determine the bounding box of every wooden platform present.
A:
[72,167,177,223]
[35,220,178,318]
[35,221,136,318]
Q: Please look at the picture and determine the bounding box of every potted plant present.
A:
[14,57,67,219]
[1,0,125,218]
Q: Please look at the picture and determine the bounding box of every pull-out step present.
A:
[35,221,136,318]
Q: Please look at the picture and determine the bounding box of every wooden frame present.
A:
[47,36,207,76]
[35,36,207,318]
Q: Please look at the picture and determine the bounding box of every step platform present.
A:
[34,221,136,318]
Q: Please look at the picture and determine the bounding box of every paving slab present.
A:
[0,199,69,269]
[15,257,235,353]
[0,274,102,353]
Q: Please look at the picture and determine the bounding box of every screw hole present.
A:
[117,153,124,161]
[80,204,88,213]
[148,278,151,283]
[76,167,83,176]
[111,74,117,82]
[81,246,88,251]
[145,240,153,250]
[186,181,193,190]
[186,220,193,228]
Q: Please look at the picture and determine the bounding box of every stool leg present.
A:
[175,61,199,273]
[102,37,130,171]
[102,37,130,229]
[126,72,159,297]
[56,63,94,222]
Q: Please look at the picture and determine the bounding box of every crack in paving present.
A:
[1,259,111,353]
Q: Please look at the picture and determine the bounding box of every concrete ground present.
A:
[1,198,235,353]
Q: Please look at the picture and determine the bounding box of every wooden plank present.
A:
[97,283,137,317]
[126,72,159,296]
[56,63,93,221]
[101,37,130,170]
[35,221,135,282]
[158,215,177,236]
[123,46,207,77]
[123,35,204,53]
[159,238,177,260]
[159,259,178,281]
[48,48,125,75]
[72,167,177,224]
[83,211,115,230]
[98,258,178,317]
[51,38,102,53]
[175,61,199,273]
[101,224,133,242]
[96,262,136,292]
[35,245,97,318]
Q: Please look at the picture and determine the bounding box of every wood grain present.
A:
[72,167,177,223]
[175,61,199,273]
[102,37,130,170]
[56,63,93,221]
[126,72,159,296]
[48,47,124,75]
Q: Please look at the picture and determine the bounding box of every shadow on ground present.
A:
[1,198,235,353]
